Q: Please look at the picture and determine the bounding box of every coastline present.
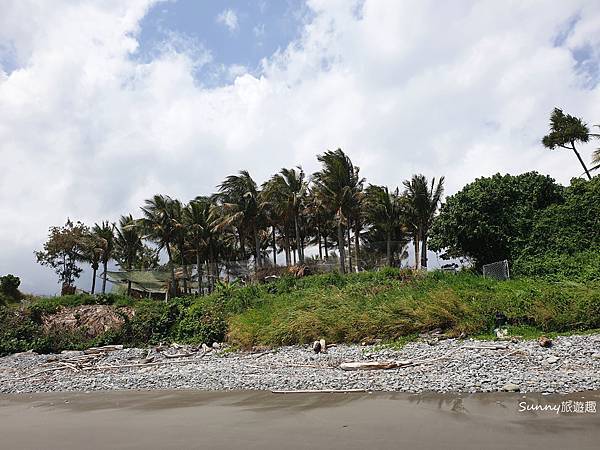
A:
[1,390,599,450]
[2,333,599,395]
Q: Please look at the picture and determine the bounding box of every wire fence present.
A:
[482,260,510,280]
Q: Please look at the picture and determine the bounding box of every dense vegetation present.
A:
[2,108,598,357]
[430,175,599,279]
[2,270,599,356]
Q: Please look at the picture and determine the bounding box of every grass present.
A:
[2,268,599,355]
[225,270,600,348]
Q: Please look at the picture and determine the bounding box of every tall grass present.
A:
[226,271,600,348]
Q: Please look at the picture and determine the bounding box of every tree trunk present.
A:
[239,231,246,260]
[386,230,392,266]
[420,232,428,269]
[101,260,108,294]
[337,220,346,274]
[166,243,176,299]
[272,226,277,266]
[354,219,360,272]
[294,214,303,264]
[317,224,323,260]
[324,235,329,259]
[180,250,188,295]
[196,248,202,294]
[572,142,592,180]
[91,265,97,294]
[208,245,215,293]
[413,234,420,270]
[346,225,353,270]
[284,225,291,266]
[254,223,261,270]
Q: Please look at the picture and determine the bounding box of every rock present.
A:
[319,339,327,353]
[538,336,552,348]
[495,328,508,339]
[212,342,220,349]
[202,343,211,352]
[591,352,600,360]
[501,383,520,392]
[312,341,322,353]
[546,356,559,364]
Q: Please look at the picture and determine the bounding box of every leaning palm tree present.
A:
[214,171,263,270]
[184,197,219,293]
[542,108,592,180]
[403,175,445,269]
[113,214,143,296]
[92,221,115,294]
[262,167,308,265]
[364,185,404,266]
[139,194,179,297]
[313,149,364,273]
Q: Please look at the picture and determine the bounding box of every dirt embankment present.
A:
[41,305,134,338]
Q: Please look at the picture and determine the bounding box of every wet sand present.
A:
[0,390,598,450]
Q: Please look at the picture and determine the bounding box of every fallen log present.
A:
[462,344,508,350]
[83,345,124,355]
[340,360,412,371]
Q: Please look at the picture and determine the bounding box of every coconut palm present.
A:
[214,171,263,269]
[184,197,220,292]
[139,194,179,297]
[79,230,103,294]
[262,167,308,265]
[92,221,115,294]
[364,185,404,266]
[313,149,364,273]
[403,175,445,269]
[113,214,143,296]
[542,108,592,180]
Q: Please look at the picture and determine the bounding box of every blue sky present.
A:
[135,0,310,85]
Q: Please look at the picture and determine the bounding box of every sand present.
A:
[0,390,598,449]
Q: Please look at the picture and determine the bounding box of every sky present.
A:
[1,0,600,295]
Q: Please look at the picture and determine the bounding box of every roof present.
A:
[105,268,189,294]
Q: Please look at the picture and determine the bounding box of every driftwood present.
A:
[83,345,124,355]
[340,360,412,371]
[462,344,508,350]
[163,351,194,359]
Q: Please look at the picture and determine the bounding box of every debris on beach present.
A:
[538,336,553,348]
[340,360,412,371]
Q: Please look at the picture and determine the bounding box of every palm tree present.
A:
[262,167,308,265]
[542,108,592,180]
[139,194,179,297]
[364,185,404,266]
[403,175,445,269]
[214,171,263,270]
[313,149,364,273]
[184,197,219,293]
[92,221,115,294]
[113,214,143,296]
[79,230,103,294]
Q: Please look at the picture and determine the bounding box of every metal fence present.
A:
[482,260,510,280]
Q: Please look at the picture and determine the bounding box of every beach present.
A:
[1,390,599,449]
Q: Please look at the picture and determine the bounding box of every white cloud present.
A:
[216,8,239,32]
[1,0,600,293]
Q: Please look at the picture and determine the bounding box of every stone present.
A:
[538,336,552,348]
[546,356,559,364]
[501,383,520,392]
[212,342,220,349]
